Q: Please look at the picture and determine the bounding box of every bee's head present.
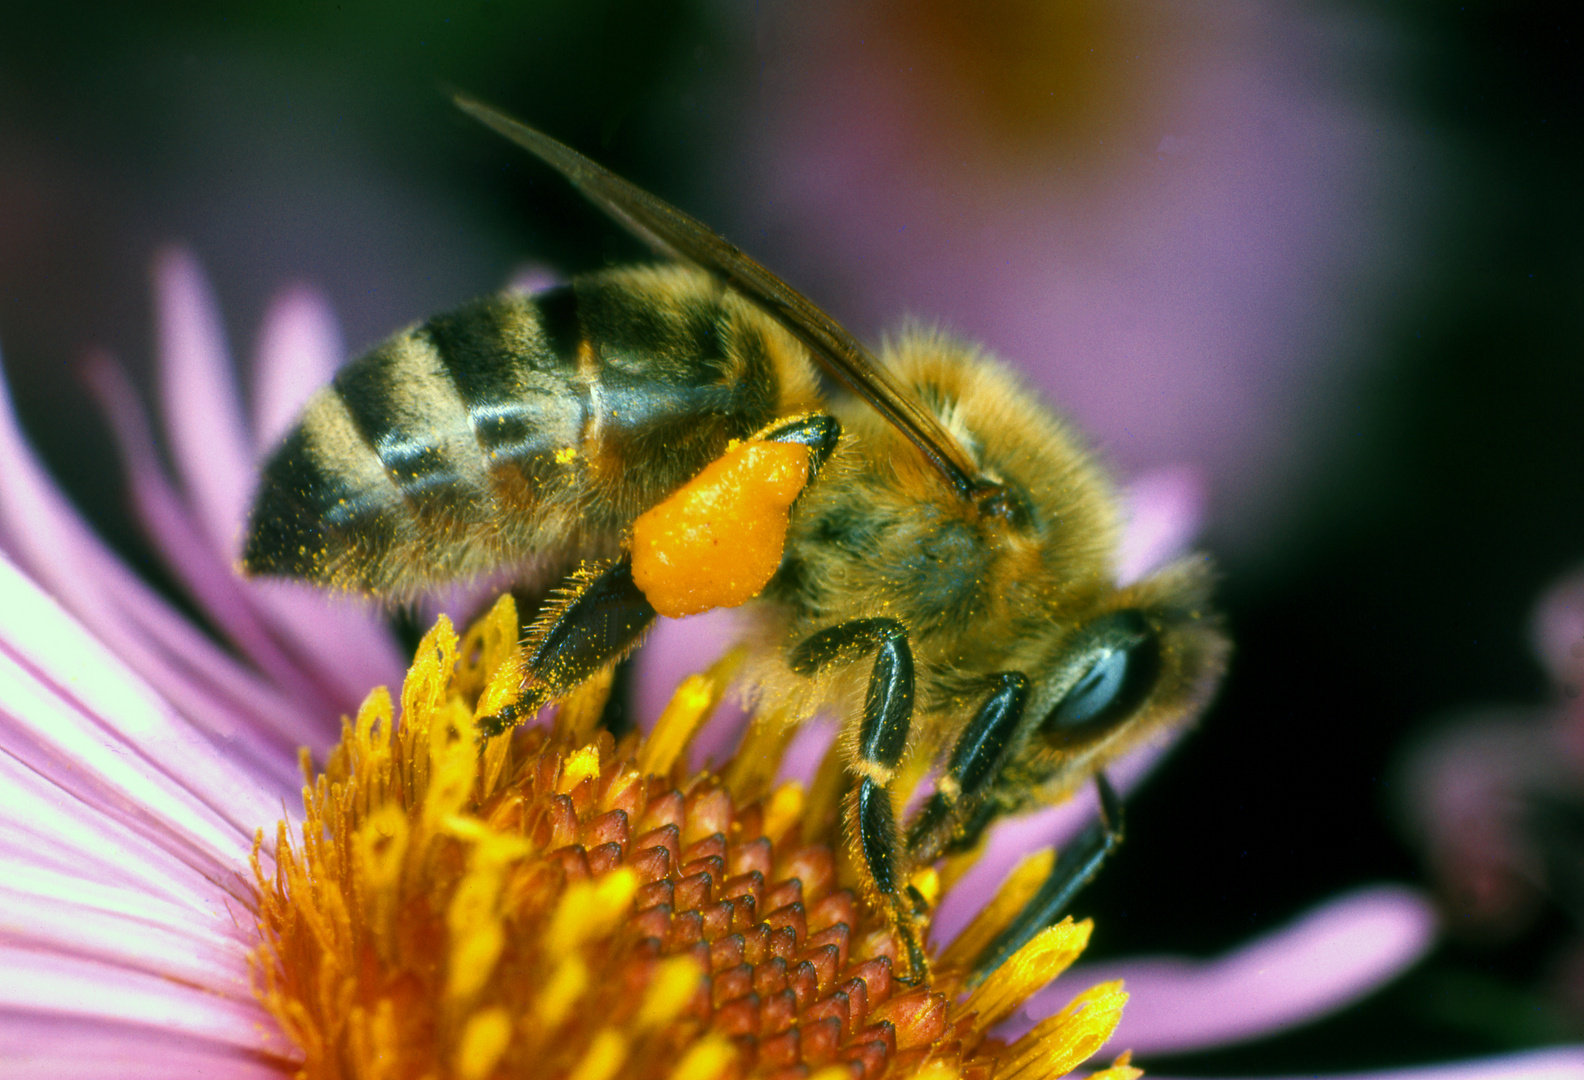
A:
[1010,556,1230,810]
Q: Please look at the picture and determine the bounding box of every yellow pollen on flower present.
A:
[248,598,1138,1080]
[560,745,604,793]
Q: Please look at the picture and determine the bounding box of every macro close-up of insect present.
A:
[9,5,1584,1074]
[240,97,1229,980]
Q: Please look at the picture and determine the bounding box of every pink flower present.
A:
[1396,565,1584,1021]
[0,249,1575,1077]
[734,3,1430,558]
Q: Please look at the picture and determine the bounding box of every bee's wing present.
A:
[455,94,983,503]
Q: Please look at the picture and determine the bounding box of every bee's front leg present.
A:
[790,618,930,979]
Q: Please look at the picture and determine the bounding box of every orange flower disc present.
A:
[631,440,810,619]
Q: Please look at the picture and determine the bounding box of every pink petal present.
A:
[244,580,407,723]
[251,282,344,452]
[505,262,564,296]
[1531,563,1584,690]
[0,1017,290,1080]
[778,714,841,788]
[0,946,268,1049]
[152,246,255,559]
[0,351,326,769]
[630,608,756,770]
[0,863,251,994]
[1116,465,1208,586]
[632,608,747,731]
[0,554,297,859]
[1140,1045,1584,1080]
[0,559,291,1070]
[1021,884,1438,1055]
[84,353,356,726]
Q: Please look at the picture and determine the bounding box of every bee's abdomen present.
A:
[243,265,817,595]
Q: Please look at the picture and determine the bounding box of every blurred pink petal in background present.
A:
[737,2,1430,559]
[1020,885,1438,1055]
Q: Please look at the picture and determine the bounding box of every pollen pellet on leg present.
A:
[630,439,810,619]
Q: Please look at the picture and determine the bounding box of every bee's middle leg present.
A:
[790,618,927,974]
[903,672,1030,864]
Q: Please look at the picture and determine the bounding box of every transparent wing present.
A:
[455,94,984,503]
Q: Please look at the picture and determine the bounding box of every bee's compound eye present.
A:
[1043,612,1160,738]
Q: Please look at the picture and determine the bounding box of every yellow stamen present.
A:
[545,868,641,954]
[634,954,703,1030]
[958,917,1093,1031]
[938,848,1056,970]
[637,673,718,776]
[722,703,796,799]
[568,1028,627,1080]
[999,980,1130,1080]
[761,779,805,844]
[560,744,604,793]
[667,1034,734,1080]
[456,1007,513,1080]
[1086,1050,1144,1080]
[536,956,590,1029]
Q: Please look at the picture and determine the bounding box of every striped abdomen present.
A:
[242,265,822,596]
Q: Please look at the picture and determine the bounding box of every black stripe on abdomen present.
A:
[426,293,588,476]
[331,332,487,518]
[242,425,399,584]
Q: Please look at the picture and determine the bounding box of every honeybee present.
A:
[243,97,1228,980]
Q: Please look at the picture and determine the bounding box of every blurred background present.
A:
[2,1,1581,1072]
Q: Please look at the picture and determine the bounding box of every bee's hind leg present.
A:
[478,555,656,736]
[791,618,930,978]
[965,774,1125,986]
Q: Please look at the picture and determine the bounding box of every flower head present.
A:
[253,595,1137,1080]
